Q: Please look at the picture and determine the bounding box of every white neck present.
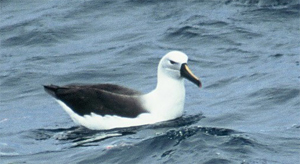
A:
[141,70,186,121]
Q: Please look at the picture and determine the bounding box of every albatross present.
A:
[44,51,201,130]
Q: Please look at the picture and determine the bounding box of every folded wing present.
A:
[44,84,147,118]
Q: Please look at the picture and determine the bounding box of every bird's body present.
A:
[44,51,201,130]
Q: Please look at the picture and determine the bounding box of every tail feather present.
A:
[43,85,59,98]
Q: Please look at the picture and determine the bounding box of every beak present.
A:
[180,63,202,88]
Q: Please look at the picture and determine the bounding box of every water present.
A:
[1,0,300,163]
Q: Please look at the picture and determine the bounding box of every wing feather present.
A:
[44,84,147,118]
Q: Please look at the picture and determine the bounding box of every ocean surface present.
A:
[1,0,300,163]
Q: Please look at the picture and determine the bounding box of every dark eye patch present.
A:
[169,60,177,64]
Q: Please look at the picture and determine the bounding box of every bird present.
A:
[44,51,201,130]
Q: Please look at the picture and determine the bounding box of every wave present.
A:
[248,87,300,105]
[226,0,300,7]
[23,114,203,145]
[1,24,82,47]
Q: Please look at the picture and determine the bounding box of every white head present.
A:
[157,51,201,88]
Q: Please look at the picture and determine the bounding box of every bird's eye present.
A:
[169,60,176,64]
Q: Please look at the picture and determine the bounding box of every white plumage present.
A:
[44,51,201,130]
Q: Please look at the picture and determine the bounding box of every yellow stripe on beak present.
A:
[180,63,202,88]
[184,64,199,81]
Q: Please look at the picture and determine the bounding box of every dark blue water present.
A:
[1,0,300,163]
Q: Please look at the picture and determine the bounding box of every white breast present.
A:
[141,78,186,121]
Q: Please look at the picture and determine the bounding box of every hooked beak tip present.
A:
[180,63,202,89]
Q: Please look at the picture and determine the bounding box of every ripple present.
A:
[183,14,229,28]
[248,87,300,105]
[203,158,231,164]
[1,26,81,47]
[76,125,237,164]
[222,135,256,147]
[166,126,235,142]
[225,0,299,7]
[166,25,203,38]
[25,114,204,145]
[205,77,235,89]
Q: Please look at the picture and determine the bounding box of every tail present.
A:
[43,85,59,98]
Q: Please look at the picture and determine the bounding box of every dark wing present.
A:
[67,84,142,96]
[44,84,147,118]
